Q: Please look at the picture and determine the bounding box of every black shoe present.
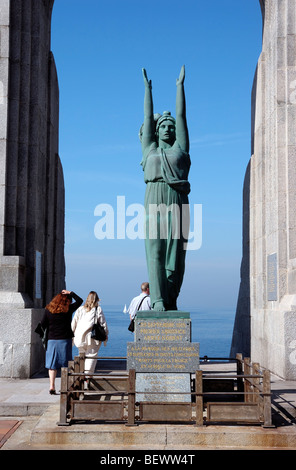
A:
[49,389,56,395]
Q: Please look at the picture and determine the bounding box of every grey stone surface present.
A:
[231,0,296,380]
[1,361,296,449]
[135,373,191,403]
[127,342,199,373]
[0,0,65,378]
[0,308,44,378]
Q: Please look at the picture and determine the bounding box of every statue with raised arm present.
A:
[140,66,191,311]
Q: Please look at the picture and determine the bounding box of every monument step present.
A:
[29,404,296,450]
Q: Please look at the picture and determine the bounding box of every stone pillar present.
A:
[231,0,296,380]
[0,0,65,378]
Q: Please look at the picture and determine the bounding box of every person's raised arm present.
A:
[176,65,189,153]
[141,68,155,152]
[63,290,83,313]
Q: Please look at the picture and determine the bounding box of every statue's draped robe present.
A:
[141,141,191,310]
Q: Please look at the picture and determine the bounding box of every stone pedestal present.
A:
[0,307,45,378]
[127,311,199,403]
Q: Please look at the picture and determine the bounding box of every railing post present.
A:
[74,355,79,377]
[80,352,87,397]
[68,360,74,389]
[127,369,137,426]
[57,367,70,426]
[73,355,83,399]
[79,351,85,373]
[195,370,204,426]
[79,351,85,386]
[252,362,260,404]
[262,369,273,427]
[244,357,251,402]
[236,353,244,393]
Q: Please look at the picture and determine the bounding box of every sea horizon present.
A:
[72,305,236,360]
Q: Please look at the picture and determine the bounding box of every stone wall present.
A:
[0,0,65,377]
[231,0,296,380]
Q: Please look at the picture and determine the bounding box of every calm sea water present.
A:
[72,306,236,360]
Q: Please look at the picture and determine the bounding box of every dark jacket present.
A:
[40,292,83,340]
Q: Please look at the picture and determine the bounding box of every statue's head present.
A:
[155,111,176,146]
[139,111,176,146]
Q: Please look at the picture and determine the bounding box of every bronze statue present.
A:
[140,66,191,311]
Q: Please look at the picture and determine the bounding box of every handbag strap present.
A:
[136,295,148,312]
[93,307,98,326]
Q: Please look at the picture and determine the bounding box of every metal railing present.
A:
[196,353,273,427]
[57,353,273,427]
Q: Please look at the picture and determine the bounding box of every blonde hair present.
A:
[84,291,99,312]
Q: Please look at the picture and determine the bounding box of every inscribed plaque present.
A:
[267,253,277,301]
[127,342,200,372]
[135,318,191,343]
[35,251,42,299]
[136,373,191,402]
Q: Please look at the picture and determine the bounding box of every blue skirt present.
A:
[45,339,72,370]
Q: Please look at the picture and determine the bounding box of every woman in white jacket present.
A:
[71,291,109,375]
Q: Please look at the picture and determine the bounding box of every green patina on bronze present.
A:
[136,311,190,319]
[140,66,191,312]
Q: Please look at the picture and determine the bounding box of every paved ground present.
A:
[0,361,296,452]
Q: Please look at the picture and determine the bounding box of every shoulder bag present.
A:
[91,309,107,341]
[35,322,48,351]
[128,295,148,332]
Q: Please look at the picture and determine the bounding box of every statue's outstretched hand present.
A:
[176,65,185,86]
[142,68,152,88]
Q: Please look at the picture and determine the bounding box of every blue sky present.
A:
[51,0,263,311]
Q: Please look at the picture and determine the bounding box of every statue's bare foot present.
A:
[154,301,166,311]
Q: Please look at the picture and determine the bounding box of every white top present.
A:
[128,292,151,319]
[71,306,109,348]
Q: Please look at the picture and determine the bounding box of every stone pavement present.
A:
[0,363,296,451]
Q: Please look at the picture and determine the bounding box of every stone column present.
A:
[231,0,296,380]
[0,0,65,377]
